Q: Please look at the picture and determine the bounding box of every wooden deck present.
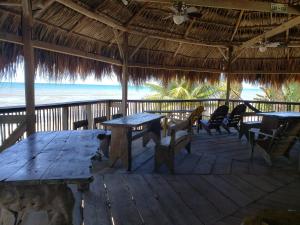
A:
[5,130,300,225]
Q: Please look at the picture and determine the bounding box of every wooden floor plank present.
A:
[103,175,143,225]
[212,157,232,174]
[176,153,202,174]
[83,174,110,225]
[202,175,253,207]
[143,174,204,225]
[124,175,173,225]
[237,174,279,192]
[193,154,216,174]
[165,175,222,224]
[221,175,265,200]
[184,175,238,215]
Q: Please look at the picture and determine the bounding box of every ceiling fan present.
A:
[164,1,202,25]
[253,40,282,52]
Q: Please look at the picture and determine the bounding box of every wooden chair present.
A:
[168,105,205,134]
[249,120,300,166]
[155,120,192,173]
[239,101,263,140]
[73,119,88,130]
[94,116,107,129]
[222,104,247,133]
[200,105,229,135]
[112,113,123,119]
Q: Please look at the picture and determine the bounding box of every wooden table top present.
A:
[145,109,194,114]
[0,130,100,185]
[257,112,300,119]
[102,113,164,127]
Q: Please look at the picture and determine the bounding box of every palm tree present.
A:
[254,83,300,102]
[145,78,242,100]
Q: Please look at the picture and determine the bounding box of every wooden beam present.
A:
[233,15,300,62]
[135,0,300,15]
[184,18,195,39]
[173,43,182,58]
[129,63,222,74]
[56,0,126,31]
[34,0,55,18]
[125,3,148,27]
[225,47,233,106]
[113,29,125,60]
[54,0,227,48]
[130,36,148,59]
[68,1,108,34]
[230,10,244,41]
[0,32,122,66]
[0,1,21,7]
[217,47,228,61]
[121,32,129,116]
[22,0,36,135]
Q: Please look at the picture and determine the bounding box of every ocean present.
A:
[0,82,263,107]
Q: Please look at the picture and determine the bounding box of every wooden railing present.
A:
[1,99,300,149]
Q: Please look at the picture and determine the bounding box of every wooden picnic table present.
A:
[257,111,300,131]
[102,113,164,171]
[0,130,101,225]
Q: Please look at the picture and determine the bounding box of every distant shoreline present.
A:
[0,82,263,107]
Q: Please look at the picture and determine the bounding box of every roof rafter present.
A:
[54,0,227,48]
[135,0,300,15]
[230,10,244,42]
[232,15,300,62]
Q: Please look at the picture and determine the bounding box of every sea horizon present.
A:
[0,82,263,107]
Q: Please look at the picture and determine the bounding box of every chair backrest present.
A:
[226,104,247,126]
[94,116,107,129]
[269,120,300,156]
[188,105,205,124]
[73,119,88,130]
[112,113,123,119]
[244,101,262,113]
[169,120,191,146]
[209,105,229,127]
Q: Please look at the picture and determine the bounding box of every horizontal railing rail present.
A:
[1,98,300,148]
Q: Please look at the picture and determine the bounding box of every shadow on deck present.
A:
[17,130,300,225]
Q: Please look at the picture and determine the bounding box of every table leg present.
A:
[110,127,132,171]
[143,119,161,146]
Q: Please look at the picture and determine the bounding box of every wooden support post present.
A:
[225,47,233,106]
[62,106,69,130]
[121,32,129,116]
[86,104,93,129]
[22,0,36,135]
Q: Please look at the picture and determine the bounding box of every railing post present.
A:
[86,104,93,129]
[62,106,69,130]
[106,100,111,120]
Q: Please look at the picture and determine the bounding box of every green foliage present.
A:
[144,78,242,100]
[255,83,300,102]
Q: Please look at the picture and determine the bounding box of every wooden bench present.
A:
[155,120,192,173]
[0,130,101,225]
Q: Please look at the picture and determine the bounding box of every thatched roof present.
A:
[1,0,300,84]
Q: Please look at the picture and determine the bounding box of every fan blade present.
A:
[186,6,198,14]
[169,6,179,13]
[266,42,281,47]
[163,15,173,20]
[188,12,202,18]
[121,0,128,5]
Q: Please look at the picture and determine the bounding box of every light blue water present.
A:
[0,82,264,107]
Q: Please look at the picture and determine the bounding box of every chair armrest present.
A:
[249,128,277,139]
